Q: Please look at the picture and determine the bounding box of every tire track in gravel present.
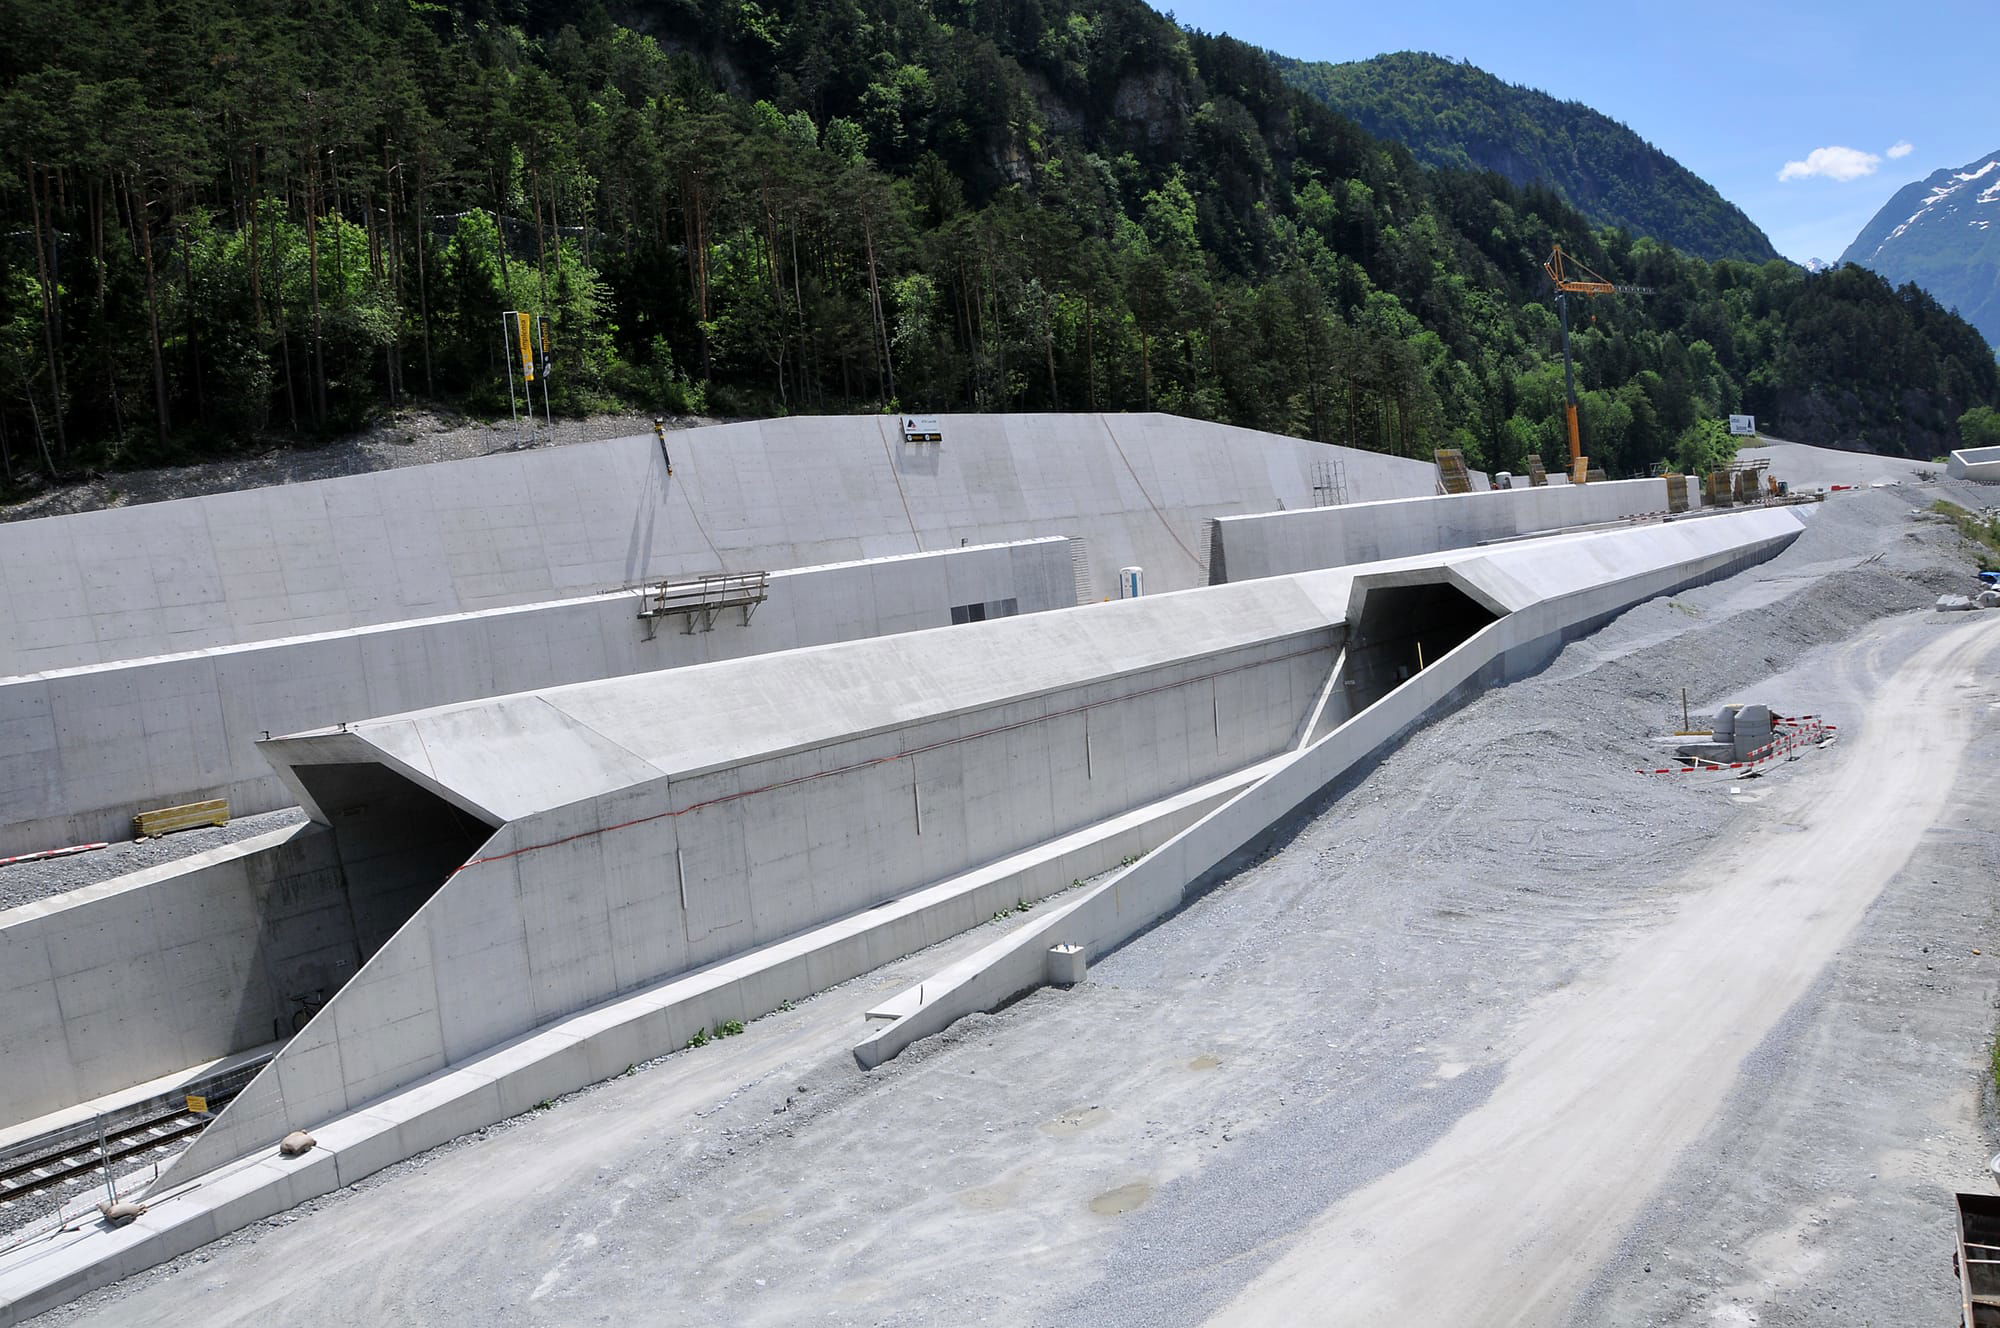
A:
[1205,613,2000,1327]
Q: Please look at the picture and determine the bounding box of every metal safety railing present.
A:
[635,571,771,639]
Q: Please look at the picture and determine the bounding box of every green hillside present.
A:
[1275,51,1780,265]
[0,0,1992,489]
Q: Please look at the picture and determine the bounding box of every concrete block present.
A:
[1047,944,1087,986]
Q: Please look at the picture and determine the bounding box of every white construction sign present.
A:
[1728,415,1757,437]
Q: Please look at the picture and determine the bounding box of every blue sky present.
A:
[1158,0,1998,263]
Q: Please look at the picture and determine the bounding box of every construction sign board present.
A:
[901,415,943,443]
[513,311,536,383]
[1728,414,1756,436]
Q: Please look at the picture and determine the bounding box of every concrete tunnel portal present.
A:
[280,762,500,1032]
[1344,577,1503,713]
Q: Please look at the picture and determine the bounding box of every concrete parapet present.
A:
[1206,476,1696,584]
[1946,445,2000,483]
[0,538,1079,858]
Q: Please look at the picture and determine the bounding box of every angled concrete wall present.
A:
[1947,445,2000,483]
[0,538,1079,857]
[165,582,1344,1179]
[0,825,351,1130]
[1206,475,1694,584]
[854,507,1806,1067]
[0,413,1448,676]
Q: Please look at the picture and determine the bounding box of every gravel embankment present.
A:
[0,809,307,913]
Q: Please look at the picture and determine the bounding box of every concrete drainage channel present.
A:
[0,505,1806,1324]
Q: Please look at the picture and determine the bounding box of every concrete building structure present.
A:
[855,507,1808,1068]
[0,539,1080,856]
[0,413,1452,678]
[0,494,1806,1323]
[146,506,1802,1185]
[1946,444,2000,483]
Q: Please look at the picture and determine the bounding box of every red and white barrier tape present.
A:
[0,842,109,868]
[1636,720,1835,776]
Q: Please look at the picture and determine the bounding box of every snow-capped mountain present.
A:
[1840,150,2000,350]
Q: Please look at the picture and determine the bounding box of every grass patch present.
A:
[1931,500,2000,570]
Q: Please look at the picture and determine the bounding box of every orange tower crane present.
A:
[1543,246,1653,482]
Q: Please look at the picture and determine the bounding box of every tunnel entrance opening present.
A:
[280,762,499,1034]
[1345,579,1501,714]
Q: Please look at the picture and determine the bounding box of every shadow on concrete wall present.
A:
[264,764,498,1039]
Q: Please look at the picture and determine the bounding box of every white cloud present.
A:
[1886,140,1915,159]
[1778,146,1883,182]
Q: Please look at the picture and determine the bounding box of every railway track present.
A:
[0,1091,240,1213]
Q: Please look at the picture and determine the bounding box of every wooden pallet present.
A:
[1526,457,1549,487]
[133,798,230,838]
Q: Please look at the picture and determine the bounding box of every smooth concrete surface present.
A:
[0,763,1273,1328]
[0,413,1450,676]
[165,580,1345,1181]
[0,510,1806,1321]
[0,538,1080,858]
[170,510,1800,1184]
[1947,445,2000,483]
[852,507,1807,1068]
[0,826,352,1130]
[1206,476,1693,584]
[1739,438,1938,489]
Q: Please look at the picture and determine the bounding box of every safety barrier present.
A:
[1636,716,1836,775]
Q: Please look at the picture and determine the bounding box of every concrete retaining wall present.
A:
[852,509,1803,1068]
[166,617,1336,1177]
[0,826,354,1130]
[0,539,1079,857]
[0,761,1270,1327]
[1947,445,2000,483]
[0,413,1449,676]
[1207,476,1695,584]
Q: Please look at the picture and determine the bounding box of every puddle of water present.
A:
[1187,1054,1221,1072]
[1040,1106,1110,1136]
[1089,1181,1152,1216]
[958,1173,1025,1211]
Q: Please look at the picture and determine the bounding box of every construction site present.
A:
[1,413,1998,1326]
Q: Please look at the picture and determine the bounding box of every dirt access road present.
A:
[1211,612,2000,1326]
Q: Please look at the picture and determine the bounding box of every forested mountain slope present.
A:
[0,0,1992,490]
[1275,51,1779,265]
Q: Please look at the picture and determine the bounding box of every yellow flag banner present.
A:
[516,311,535,382]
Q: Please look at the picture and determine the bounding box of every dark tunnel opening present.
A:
[275,762,500,1033]
[1345,580,1501,714]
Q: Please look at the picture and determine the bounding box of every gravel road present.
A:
[1209,611,2000,1325]
[24,486,2000,1328]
